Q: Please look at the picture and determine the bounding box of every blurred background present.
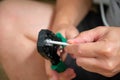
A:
[0,0,109,80]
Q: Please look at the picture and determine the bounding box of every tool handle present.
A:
[50,33,67,73]
[55,33,67,43]
[51,60,67,73]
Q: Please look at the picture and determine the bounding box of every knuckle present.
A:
[105,62,116,73]
[100,44,114,57]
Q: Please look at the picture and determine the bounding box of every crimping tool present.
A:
[37,29,68,73]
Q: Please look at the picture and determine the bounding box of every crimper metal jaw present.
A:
[37,29,61,65]
[37,29,67,73]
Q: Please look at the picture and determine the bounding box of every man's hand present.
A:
[65,26,120,77]
[51,24,79,60]
[51,24,79,39]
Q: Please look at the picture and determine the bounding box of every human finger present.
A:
[50,68,76,80]
[65,42,105,58]
[75,57,118,77]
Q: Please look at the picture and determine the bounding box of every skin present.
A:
[65,26,120,77]
[1,0,118,79]
[0,1,53,80]
[0,1,76,80]
[51,0,92,38]
[46,0,92,79]
[0,0,92,80]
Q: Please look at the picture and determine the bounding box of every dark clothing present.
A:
[65,55,120,80]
